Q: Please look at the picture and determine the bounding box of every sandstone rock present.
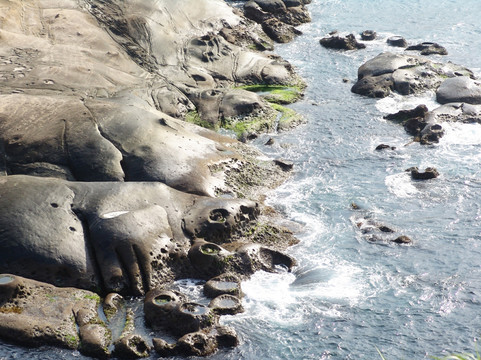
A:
[436,76,481,105]
[387,36,408,47]
[425,103,481,124]
[352,52,473,98]
[0,274,108,353]
[406,42,448,55]
[204,273,243,298]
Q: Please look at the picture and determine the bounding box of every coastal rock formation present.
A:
[319,33,366,50]
[351,52,473,98]
[405,42,448,56]
[436,76,481,105]
[243,0,311,43]
[0,0,304,357]
[425,102,481,124]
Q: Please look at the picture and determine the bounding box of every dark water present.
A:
[3,1,481,359]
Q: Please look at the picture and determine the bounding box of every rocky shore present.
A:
[0,0,310,357]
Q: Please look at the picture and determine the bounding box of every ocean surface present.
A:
[3,0,481,359]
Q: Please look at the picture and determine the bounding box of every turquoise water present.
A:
[3,1,481,359]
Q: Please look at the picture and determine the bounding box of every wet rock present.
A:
[113,334,150,359]
[425,102,481,124]
[204,273,243,298]
[406,42,448,55]
[384,104,429,122]
[144,287,215,337]
[265,137,275,145]
[375,144,396,151]
[319,33,366,50]
[243,0,310,43]
[361,30,377,41]
[436,76,481,105]
[152,326,238,357]
[262,18,302,43]
[407,167,439,180]
[273,158,294,171]
[392,236,412,244]
[79,324,111,358]
[352,52,473,98]
[387,36,408,47]
[103,293,124,321]
[420,123,445,144]
[403,117,427,136]
[0,274,108,353]
[177,331,217,356]
[209,294,244,315]
[152,338,177,357]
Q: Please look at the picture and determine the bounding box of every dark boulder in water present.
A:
[361,30,377,41]
[406,42,448,55]
[387,36,408,47]
[320,33,366,50]
[407,167,439,180]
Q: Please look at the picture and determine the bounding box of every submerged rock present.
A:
[407,167,440,180]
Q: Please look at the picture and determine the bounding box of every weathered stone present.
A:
[392,236,412,244]
[113,334,150,359]
[204,273,243,298]
[375,144,396,151]
[407,167,439,180]
[320,33,366,50]
[384,105,429,122]
[0,274,106,352]
[406,42,448,55]
[436,77,481,105]
[209,294,244,315]
[361,30,377,41]
[352,52,473,98]
[387,36,408,47]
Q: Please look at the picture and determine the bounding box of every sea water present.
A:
[3,1,481,359]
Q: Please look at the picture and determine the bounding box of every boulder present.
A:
[436,76,481,105]
[406,42,448,55]
[352,52,473,98]
[384,104,428,122]
[361,30,377,41]
[319,33,366,50]
[425,103,481,124]
[0,274,109,354]
[387,36,408,47]
[407,167,439,180]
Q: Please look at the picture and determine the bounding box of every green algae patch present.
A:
[185,110,216,130]
[238,85,303,104]
[270,103,304,131]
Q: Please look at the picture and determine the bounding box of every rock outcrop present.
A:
[0,0,304,357]
[351,52,473,98]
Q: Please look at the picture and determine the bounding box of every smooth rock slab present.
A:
[436,77,481,105]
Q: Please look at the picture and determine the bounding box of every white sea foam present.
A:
[376,92,439,115]
[385,172,418,198]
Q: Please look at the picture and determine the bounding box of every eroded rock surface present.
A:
[0,0,303,357]
[351,52,473,98]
